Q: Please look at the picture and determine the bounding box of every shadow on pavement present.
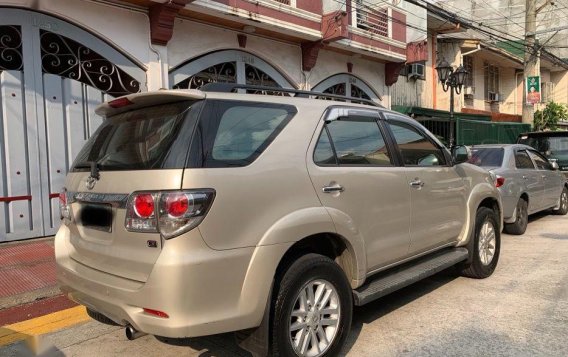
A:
[155,333,251,357]
[0,328,63,357]
[152,269,460,357]
[339,268,459,356]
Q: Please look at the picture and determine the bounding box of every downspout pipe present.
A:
[460,44,481,64]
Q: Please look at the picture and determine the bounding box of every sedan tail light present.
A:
[495,175,505,188]
[125,190,215,239]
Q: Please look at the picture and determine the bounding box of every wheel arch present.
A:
[273,232,360,289]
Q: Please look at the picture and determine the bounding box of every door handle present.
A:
[322,184,344,193]
[522,175,528,180]
[541,175,547,180]
[410,179,425,188]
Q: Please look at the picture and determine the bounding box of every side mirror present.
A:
[549,158,559,170]
[452,145,471,165]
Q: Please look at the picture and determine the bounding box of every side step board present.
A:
[353,248,468,306]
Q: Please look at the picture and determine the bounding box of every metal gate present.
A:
[0,9,146,241]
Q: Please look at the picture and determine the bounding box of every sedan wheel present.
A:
[553,187,568,215]
[504,198,528,235]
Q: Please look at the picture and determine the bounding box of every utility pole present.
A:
[523,0,554,125]
[522,0,538,125]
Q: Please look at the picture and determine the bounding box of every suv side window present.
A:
[314,116,392,166]
[187,100,297,168]
[528,150,553,170]
[515,150,535,169]
[387,120,447,166]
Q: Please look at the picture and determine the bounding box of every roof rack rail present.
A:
[198,83,383,108]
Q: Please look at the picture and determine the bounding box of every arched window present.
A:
[170,50,293,91]
[312,74,381,101]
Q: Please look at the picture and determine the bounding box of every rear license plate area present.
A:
[79,203,112,232]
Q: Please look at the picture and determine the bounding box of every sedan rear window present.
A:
[469,148,504,168]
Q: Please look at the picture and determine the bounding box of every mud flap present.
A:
[235,282,273,357]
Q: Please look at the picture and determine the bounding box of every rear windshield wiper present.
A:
[74,161,100,180]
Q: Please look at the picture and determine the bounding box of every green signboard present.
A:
[526,75,541,104]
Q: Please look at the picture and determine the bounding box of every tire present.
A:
[461,207,501,279]
[553,186,568,215]
[271,254,352,357]
[86,308,119,326]
[504,198,528,235]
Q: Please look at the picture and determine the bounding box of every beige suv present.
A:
[56,85,502,357]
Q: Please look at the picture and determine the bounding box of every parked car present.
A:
[517,131,568,179]
[55,85,502,357]
[469,144,568,235]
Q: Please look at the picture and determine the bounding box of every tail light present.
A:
[125,190,215,239]
[495,175,505,188]
[59,189,72,223]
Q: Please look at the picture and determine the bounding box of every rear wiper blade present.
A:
[74,161,100,180]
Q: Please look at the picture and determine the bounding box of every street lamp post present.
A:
[435,58,468,149]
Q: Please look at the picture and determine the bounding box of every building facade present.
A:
[0,0,424,241]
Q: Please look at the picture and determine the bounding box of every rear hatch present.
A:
[64,98,203,282]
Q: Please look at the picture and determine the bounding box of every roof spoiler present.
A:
[95,89,206,117]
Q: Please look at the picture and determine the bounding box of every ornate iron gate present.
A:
[0,9,145,241]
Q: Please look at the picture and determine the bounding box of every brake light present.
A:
[125,193,157,232]
[164,193,189,217]
[495,176,505,188]
[134,194,154,218]
[108,97,133,108]
[125,190,215,238]
[59,189,72,223]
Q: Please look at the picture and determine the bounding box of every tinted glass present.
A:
[72,101,198,171]
[188,100,296,167]
[515,150,534,169]
[388,121,446,166]
[314,129,337,165]
[528,150,552,170]
[519,135,568,170]
[325,118,392,166]
[468,148,504,167]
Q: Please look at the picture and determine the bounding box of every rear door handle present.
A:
[522,175,528,180]
[322,184,344,193]
[410,180,425,188]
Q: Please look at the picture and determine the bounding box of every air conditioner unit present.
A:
[464,86,475,97]
[408,63,425,78]
[488,92,500,102]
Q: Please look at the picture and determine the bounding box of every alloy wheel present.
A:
[478,220,496,266]
[289,279,341,357]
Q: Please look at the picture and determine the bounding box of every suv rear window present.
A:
[187,100,296,168]
[469,148,504,167]
[72,101,200,171]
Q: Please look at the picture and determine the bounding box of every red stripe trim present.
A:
[49,193,60,199]
[0,195,32,203]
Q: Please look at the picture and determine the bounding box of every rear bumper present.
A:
[55,226,291,338]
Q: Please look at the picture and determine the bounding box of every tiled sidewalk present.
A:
[0,241,57,299]
[0,239,76,325]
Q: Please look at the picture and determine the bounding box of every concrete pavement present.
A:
[1,212,567,356]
